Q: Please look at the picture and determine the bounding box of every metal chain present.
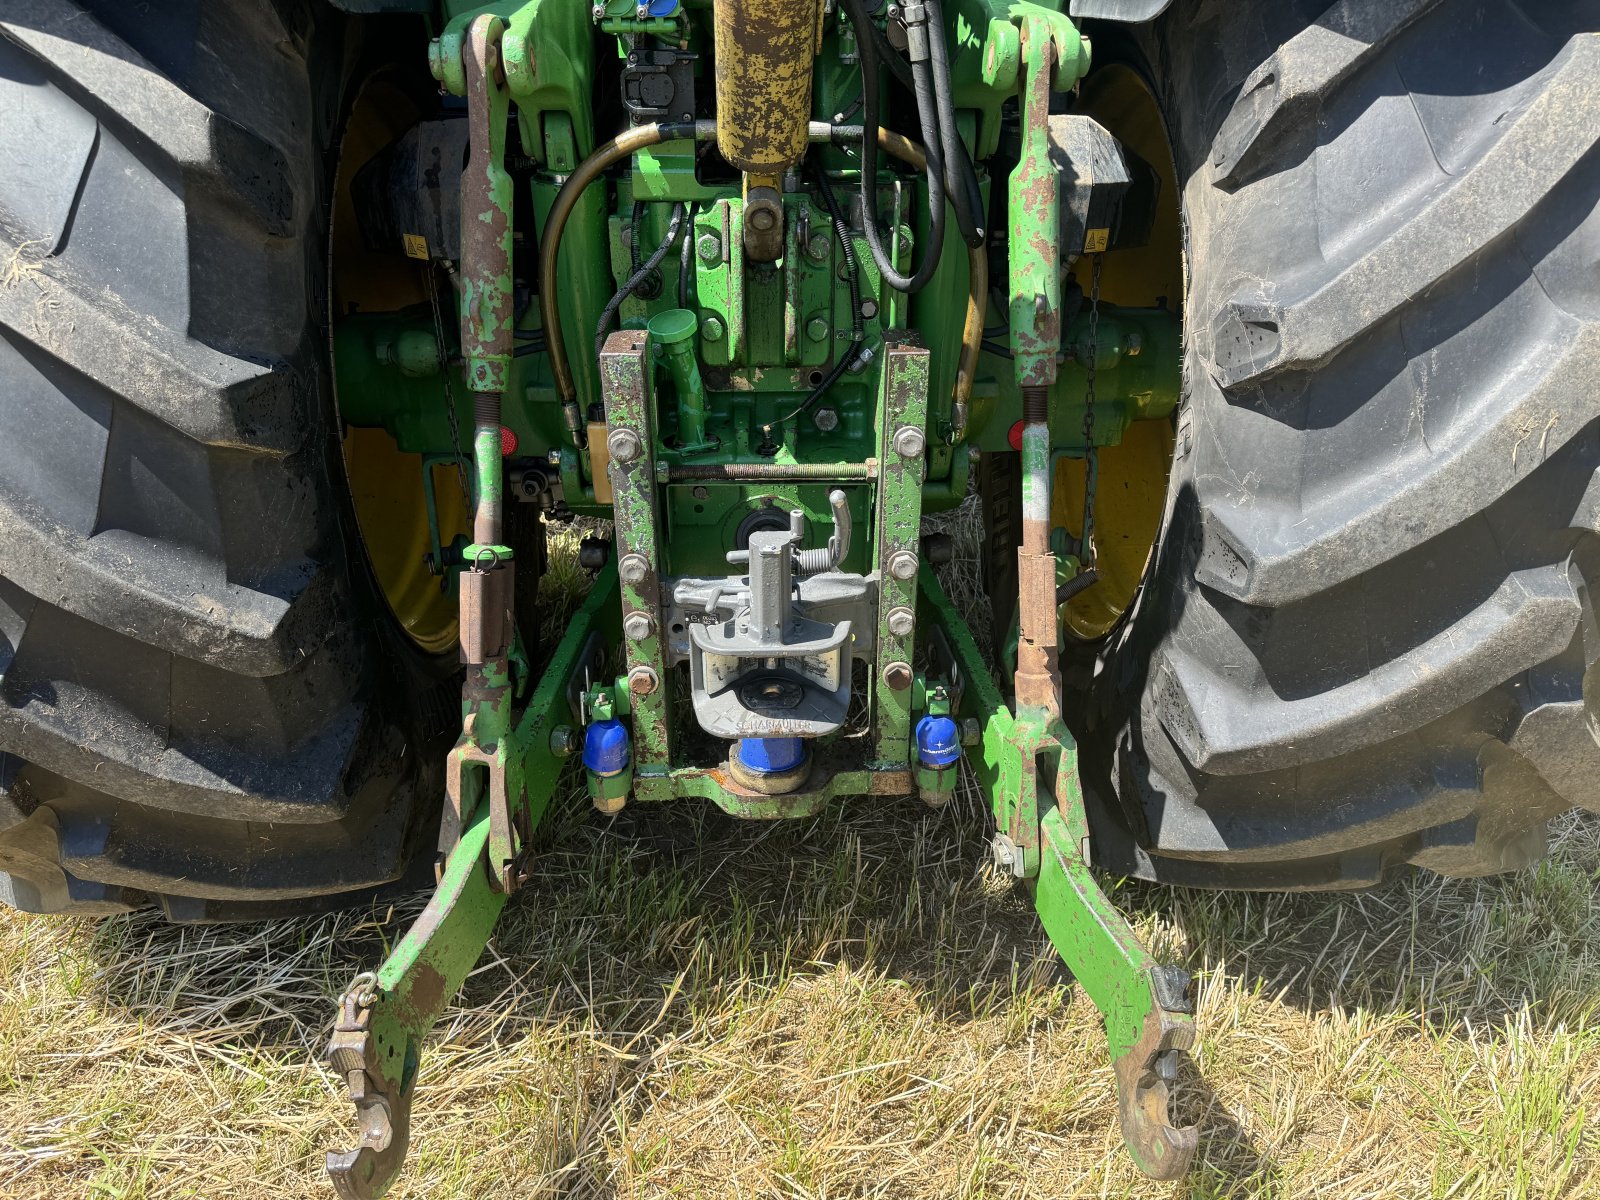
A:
[423,262,473,512]
[1080,253,1103,567]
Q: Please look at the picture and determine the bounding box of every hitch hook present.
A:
[324,977,415,1200]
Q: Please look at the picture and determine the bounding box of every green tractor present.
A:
[2,0,1596,1192]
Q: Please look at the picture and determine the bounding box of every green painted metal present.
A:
[871,335,931,771]
[326,0,1203,1189]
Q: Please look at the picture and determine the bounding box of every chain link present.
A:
[423,262,473,513]
[1079,253,1103,568]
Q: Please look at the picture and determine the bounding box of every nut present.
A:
[627,665,660,696]
[885,606,914,637]
[618,553,650,585]
[622,611,654,641]
[607,428,642,464]
[892,426,926,460]
[549,725,578,756]
[887,550,918,581]
[882,661,913,691]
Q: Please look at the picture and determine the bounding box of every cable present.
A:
[593,202,688,359]
[677,201,697,310]
[841,0,945,293]
[762,162,865,439]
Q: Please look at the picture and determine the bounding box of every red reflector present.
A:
[1007,420,1024,452]
[500,425,518,457]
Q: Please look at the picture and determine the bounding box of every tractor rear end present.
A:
[323,0,1191,1193]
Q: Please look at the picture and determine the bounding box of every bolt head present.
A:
[813,407,839,433]
[607,427,641,464]
[888,550,918,581]
[886,606,914,637]
[697,232,721,263]
[806,315,831,343]
[628,665,659,696]
[550,725,578,756]
[618,553,650,585]
[892,426,926,460]
[860,299,879,320]
[701,315,725,342]
[807,233,831,262]
[622,611,654,641]
[882,661,913,691]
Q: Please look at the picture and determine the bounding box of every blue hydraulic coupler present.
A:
[584,718,632,814]
[914,714,961,806]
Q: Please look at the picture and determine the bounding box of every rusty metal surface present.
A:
[600,330,673,769]
[872,334,931,768]
[711,0,822,175]
[459,14,514,395]
[666,461,875,481]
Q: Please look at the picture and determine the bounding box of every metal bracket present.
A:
[919,567,1199,1180]
[325,570,621,1198]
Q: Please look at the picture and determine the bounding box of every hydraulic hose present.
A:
[841,0,945,293]
[924,0,986,248]
[539,119,711,402]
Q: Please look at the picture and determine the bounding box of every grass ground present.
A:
[2,522,1598,1200]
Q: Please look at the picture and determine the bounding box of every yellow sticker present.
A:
[1084,227,1110,254]
[402,233,429,260]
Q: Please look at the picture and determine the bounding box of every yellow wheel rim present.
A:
[1054,63,1183,641]
[331,78,466,654]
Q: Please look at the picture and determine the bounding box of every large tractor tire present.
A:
[0,1,457,920]
[1084,0,1600,888]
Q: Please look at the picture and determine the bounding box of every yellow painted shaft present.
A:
[712,0,822,175]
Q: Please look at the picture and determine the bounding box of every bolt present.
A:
[886,606,914,637]
[692,485,710,500]
[607,427,641,463]
[892,426,926,459]
[548,448,562,467]
[960,717,981,746]
[636,3,649,15]
[628,665,660,696]
[701,315,725,342]
[813,407,839,433]
[882,660,913,691]
[1126,331,1143,357]
[591,3,604,18]
[623,611,654,641]
[807,233,831,262]
[860,299,879,320]
[697,232,721,263]
[618,553,649,584]
[888,550,918,580]
[806,315,831,343]
[749,205,778,232]
[549,725,578,756]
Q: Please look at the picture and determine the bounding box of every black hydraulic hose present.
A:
[677,201,697,310]
[924,0,985,247]
[870,5,983,249]
[842,0,945,293]
[594,202,688,359]
[764,162,866,436]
